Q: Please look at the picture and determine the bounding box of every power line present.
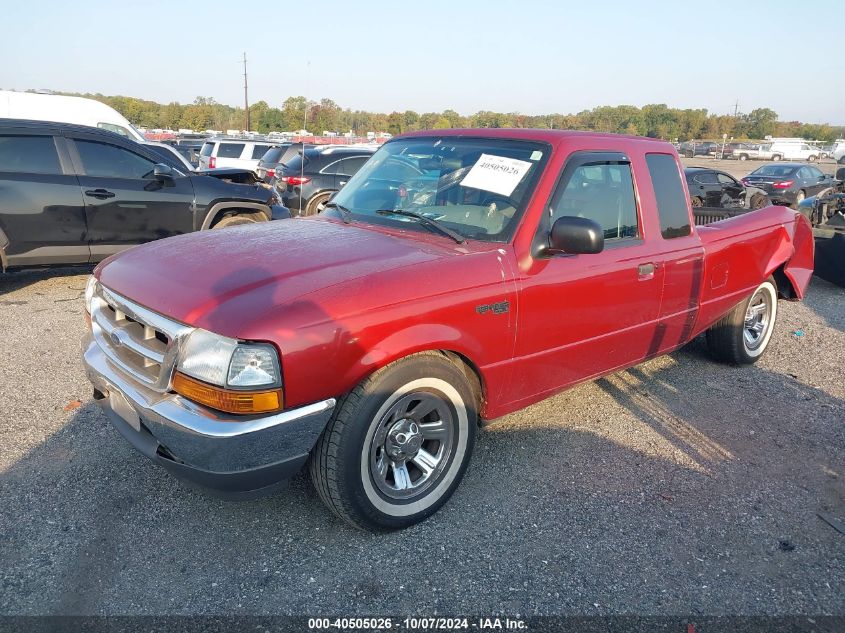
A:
[242,52,249,132]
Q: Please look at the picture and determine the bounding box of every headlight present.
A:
[84,276,98,314]
[174,329,283,414]
[177,329,281,389]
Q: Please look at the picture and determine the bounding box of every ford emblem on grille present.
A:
[110,331,122,347]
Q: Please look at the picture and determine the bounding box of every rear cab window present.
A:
[645,153,691,239]
[0,135,62,174]
[200,142,215,157]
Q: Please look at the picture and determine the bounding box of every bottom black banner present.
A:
[0,616,841,633]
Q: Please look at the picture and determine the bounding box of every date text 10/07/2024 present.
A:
[307,617,528,630]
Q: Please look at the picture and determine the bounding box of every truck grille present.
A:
[90,285,194,392]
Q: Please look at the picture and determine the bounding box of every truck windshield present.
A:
[329,136,549,242]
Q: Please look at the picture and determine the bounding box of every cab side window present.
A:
[550,162,639,241]
[646,153,692,239]
[75,140,156,179]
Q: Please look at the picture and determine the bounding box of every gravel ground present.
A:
[0,266,843,617]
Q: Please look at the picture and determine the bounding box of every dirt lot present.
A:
[0,265,843,618]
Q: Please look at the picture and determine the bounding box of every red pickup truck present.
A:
[82,129,814,531]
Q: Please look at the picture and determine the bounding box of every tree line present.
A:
[56,91,845,142]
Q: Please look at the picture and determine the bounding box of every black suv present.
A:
[275,146,374,216]
[679,141,719,158]
[0,119,288,272]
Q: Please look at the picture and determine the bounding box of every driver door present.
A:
[512,153,665,401]
[65,132,195,261]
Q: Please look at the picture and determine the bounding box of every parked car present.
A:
[730,143,776,161]
[274,146,375,216]
[0,90,145,142]
[768,142,819,162]
[679,141,719,157]
[254,143,294,181]
[82,128,813,531]
[0,120,288,271]
[742,163,836,207]
[142,141,261,184]
[797,167,845,286]
[163,137,207,167]
[685,167,769,209]
[197,137,276,171]
[831,139,845,164]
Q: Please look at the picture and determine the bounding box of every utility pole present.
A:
[242,52,250,132]
[732,99,740,118]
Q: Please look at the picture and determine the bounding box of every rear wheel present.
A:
[739,154,748,161]
[706,279,778,365]
[808,155,818,163]
[792,190,806,209]
[772,154,782,162]
[304,192,333,217]
[309,352,477,531]
[690,196,703,208]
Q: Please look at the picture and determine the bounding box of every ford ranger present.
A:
[81,129,814,531]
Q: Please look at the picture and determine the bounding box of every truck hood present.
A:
[96,218,457,338]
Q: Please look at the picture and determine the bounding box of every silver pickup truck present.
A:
[732,143,776,161]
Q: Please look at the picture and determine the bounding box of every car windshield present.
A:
[329,136,549,242]
[751,165,798,178]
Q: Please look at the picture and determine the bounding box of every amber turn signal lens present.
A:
[172,372,283,415]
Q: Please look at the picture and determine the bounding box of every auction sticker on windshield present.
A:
[461,153,532,196]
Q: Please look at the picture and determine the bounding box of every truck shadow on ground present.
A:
[0,265,93,295]
[2,345,843,615]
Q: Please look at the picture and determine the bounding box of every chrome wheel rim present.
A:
[369,391,454,500]
[744,288,772,350]
[316,197,328,213]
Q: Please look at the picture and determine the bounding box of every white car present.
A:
[198,138,276,171]
[831,140,845,164]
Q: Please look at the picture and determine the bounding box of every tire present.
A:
[739,154,748,161]
[706,278,778,365]
[690,196,703,208]
[838,156,845,165]
[808,155,818,163]
[749,192,769,210]
[685,151,694,158]
[211,213,261,229]
[772,154,782,162]
[309,352,478,531]
[792,190,806,209]
[304,192,333,217]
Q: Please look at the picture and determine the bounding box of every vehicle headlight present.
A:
[177,329,280,389]
[84,276,98,314]
[174,329,283,414]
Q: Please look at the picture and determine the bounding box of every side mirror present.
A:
[153,163,174,180]
[549,216,604,254]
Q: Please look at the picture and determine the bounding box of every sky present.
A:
[1,0,842,124]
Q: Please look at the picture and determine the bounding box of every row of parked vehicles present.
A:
[678,139,845,163]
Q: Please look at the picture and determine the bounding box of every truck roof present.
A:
[397,128,676,148]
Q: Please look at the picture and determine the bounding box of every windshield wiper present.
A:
[375,209,466,244]
[324,201,353,224]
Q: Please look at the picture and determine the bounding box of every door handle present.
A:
[85,189,115,200]
[637,263,656,280]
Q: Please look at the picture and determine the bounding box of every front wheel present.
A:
[739,154,748,161]
[706,279,778,365]
[309,352,477,531]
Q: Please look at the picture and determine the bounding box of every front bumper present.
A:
[82,332,335,498]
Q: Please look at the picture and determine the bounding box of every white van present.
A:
[768,141,819,162]
[0,90,145,142]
